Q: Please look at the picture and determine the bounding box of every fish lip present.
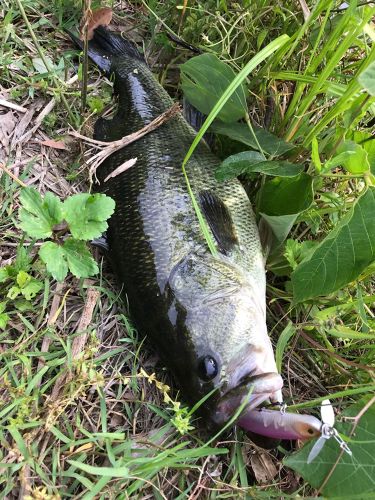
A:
[211,372,283,427]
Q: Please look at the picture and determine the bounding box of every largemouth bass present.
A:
[69,27,321,441]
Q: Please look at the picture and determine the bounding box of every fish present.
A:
[68,26,321,441]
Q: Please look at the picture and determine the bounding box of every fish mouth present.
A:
[212,372,283,427]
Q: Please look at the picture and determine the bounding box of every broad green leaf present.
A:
[7,286,21,300]
[181,54,247,123]
[259,173,314,216]
[292,187,375,302]
[358,61,375,96]
[284,398,375,497]
[260,213,298,244]
[276,322,296,372]
[215,151,264,180]
[63,239,99,278]
[63,193,115,240]
[216,152,303,181]
[21,280,43,300]
[39,242,68,282]
[336,140,370,174]
[212,121,294,156]
[19,188,63,239]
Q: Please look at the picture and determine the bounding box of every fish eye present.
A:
[197,355,218,381]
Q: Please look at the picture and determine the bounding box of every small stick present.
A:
[0,98,27,113]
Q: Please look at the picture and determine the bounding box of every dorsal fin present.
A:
[199,190,239,255]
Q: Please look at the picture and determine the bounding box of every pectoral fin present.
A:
[199,190,239,255]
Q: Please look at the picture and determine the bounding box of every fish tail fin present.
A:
[66,25,144,73]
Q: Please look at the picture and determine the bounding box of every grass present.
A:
[0,0,374,498]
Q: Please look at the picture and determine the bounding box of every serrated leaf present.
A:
[284,398,375,497]
[276,321,296,372]
[0,302,6,314]
[358,61,375,96]
[181,54,247,123]
[16,270,31,288]
[7,286,21,300]
[63,239,99,278]
[292,187,375,302]
[212,121,294,156]
[63,193,115,240]
[39,241,68,282]
[259,173,314,216]
[21,280,43,300]
[18,188,63,239]
[216,152,303,181]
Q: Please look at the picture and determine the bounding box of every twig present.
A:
[316,396,375,496]
[0,98,27,113]
[70,103,180,182]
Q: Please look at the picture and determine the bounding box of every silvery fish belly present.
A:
[71,26,284,431]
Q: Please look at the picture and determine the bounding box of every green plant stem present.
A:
[244,113,266,160]
[15,0,76,125]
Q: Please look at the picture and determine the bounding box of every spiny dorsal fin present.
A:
[199,190,239,255]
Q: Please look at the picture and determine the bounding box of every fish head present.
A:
[168,253,283,425]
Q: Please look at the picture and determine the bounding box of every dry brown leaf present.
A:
[80,7,113,40]
[40,138,68,150]
[250,451,278,484]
